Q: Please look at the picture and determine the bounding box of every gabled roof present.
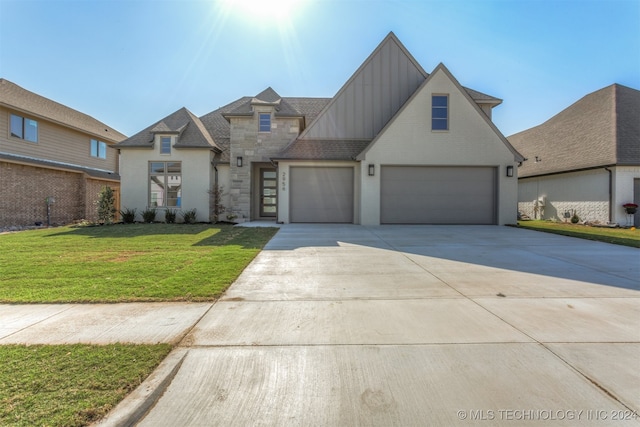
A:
[277,32,506,161]
[0,78,126,143]
[199,95,331,162]
[508,84,640,177]
[355,63,523,162]
[114,107,221,151]
[222,87,305,119]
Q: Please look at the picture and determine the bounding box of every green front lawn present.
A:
[516,220,640,248]
[0,223,277,425]
[0,223,278,303]
[0,344,172,427]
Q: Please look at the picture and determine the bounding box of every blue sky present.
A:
[1,0,638,137]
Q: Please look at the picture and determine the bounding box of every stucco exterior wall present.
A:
[358,68,519,225]
[119,135,214,222]
[612,166,640,225]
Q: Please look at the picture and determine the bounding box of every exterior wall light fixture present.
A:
[506,165,514,177]
[368,164,375,176]
[237,156,243,167]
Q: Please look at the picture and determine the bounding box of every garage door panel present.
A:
[381,166,496,224]
[290,167,354,223]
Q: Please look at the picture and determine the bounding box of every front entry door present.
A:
[260,169,277,217]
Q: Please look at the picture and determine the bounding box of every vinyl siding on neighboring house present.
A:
[1,107,118,172]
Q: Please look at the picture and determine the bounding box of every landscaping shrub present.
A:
[120,207,137,224]
[141,208,157,223]
[96,186,116,224]
[182,208,197,224]
[165,209,177,223]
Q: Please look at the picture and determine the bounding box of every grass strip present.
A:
[0,344,172,427]
[516,221,640,248]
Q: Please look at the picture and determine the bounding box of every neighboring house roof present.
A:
[0,152,120,181]
[114,107,221,151]
[0,78,126,143]
[277,31,507,161]
[508,84,640,178]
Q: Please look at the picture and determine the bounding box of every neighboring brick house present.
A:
[0,79,126,227]
[509,84,640,226]
[116,32,523,225]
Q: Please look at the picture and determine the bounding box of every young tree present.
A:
[97,186,116,224]
[208,184,226,223]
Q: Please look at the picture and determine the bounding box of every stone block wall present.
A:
[228,111,300,220]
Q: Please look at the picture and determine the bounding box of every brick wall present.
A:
[0,161,119,227]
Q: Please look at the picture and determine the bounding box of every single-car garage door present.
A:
[380,166,497,224]
[290,167,354,223]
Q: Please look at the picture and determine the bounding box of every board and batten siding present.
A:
[302,37,425,140]
[0,107,118,172]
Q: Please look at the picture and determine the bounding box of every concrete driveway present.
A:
[107,225,639,426]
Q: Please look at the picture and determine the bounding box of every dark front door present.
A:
[260,169,277,217]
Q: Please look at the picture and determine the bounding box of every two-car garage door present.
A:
[380,166,497,224]
[288,165,497,224]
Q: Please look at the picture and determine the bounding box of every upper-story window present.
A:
[90,139,107,159]
[160,136,172,154]
[431,95,448,131]
[259,113,271,132]
[10,114,38,142]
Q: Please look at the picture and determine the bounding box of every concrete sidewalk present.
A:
[3,225,639,426]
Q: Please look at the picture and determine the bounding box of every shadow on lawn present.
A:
[45,223,216,238]
[44,223,278,249]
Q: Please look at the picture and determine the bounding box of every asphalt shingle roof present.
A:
[0,78,126,143]
[274,139,372,161]
[508,84,640,177]
[114,107,221,151]
[198,94,331,163]
[0,152,120,180]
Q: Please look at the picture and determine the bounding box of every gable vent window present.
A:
[160,136,172,154]
[259,113,271,132]
[431,95,449,131]
[10,113,38,142]
[90,139,107,159]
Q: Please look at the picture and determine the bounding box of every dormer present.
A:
[223,87,306,134]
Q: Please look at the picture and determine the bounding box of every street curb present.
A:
[92,348,188,427]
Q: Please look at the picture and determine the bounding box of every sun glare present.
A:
[220,0,306,24]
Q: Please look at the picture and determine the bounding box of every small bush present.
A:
[120,208,137,224]
[165,209,177,224]
[141,208,157,223]
[181,208,197,224]
[96,186,116,224]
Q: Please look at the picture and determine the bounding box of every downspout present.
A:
[604,167,612,223]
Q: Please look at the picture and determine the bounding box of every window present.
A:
[432,95,448,131]
[259,113,271,132]
[90,139,107,159]
[10,114,38,142]
[160,136,171,154]
[149,162,181,207]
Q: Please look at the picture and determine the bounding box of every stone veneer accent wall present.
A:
[228,108,301,220]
